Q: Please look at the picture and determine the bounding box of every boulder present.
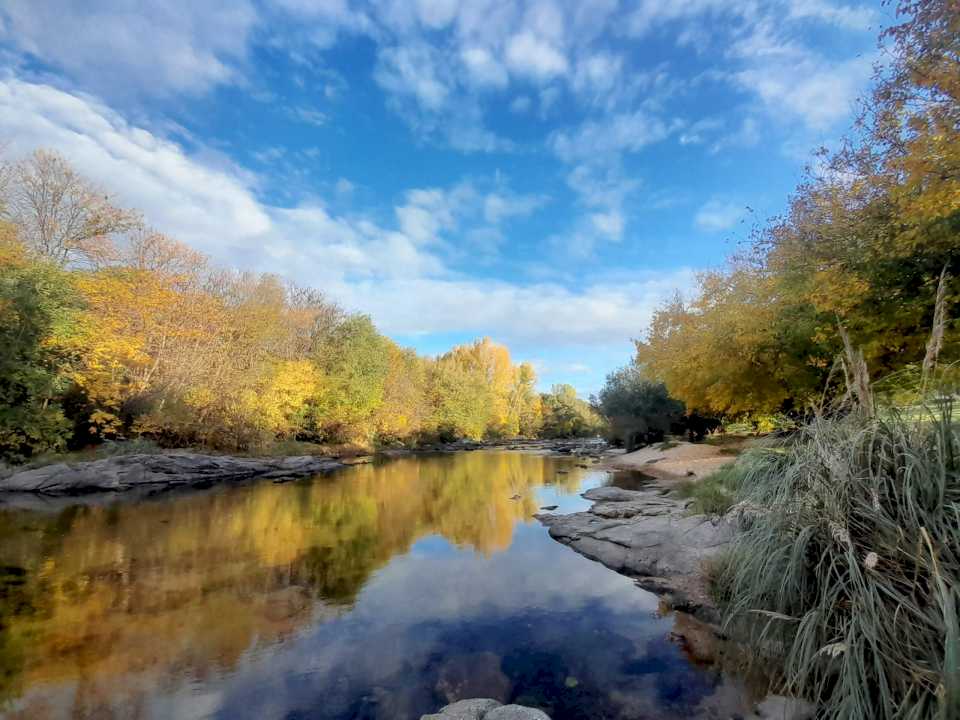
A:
[0,452,345,495]
[421,699,550,720]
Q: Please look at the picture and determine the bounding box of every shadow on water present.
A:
[0,451,758,720]
[604,469,658,491]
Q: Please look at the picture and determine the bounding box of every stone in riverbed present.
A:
[421,699,551,720]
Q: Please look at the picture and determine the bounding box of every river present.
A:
[0,451,751,719]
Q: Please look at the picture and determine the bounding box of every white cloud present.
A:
[709,116,761,153]
[0,78,700,350]
[590,210,624,240]
[0,78,270,252]
[505,32,568,81]
[725,15,876,131]
[375,42,451,112]
[288,106,327,127]
[0,0,257,99]
[483,192,547,224]
[734,53,873,130]
[331,271,697,346]
[460,46,509,89]
[571,53,623,105]
[694,199,745,232]
[786,0,875,30]
[550,110,676,163]
[415,0,459,29]
[625,0,741,37]
[510,95,532,114]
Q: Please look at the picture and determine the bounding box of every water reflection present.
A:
[0,452,751,719]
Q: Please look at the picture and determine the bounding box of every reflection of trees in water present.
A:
[0,452,576,713]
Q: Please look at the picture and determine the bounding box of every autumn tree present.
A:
[639,0,960,419]
[540,384,605,439]
[1,150,140,267]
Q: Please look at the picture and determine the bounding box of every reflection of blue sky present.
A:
[533,467,607,515]
[202,493,725,719]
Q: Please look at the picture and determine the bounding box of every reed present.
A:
[713,404,960,719]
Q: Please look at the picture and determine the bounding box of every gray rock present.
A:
[539,484,734,621]
[581,486,644,502]
[432,698,503,719]
[485,706,551,720]
[0,452,345,495]
[420,699,552,720]
[750,695,815,720]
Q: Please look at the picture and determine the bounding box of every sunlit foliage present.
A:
[0,154,549,460]
[638,0,960,419]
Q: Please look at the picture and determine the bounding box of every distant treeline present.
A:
[638,0,959,421]
[0,151,603,462]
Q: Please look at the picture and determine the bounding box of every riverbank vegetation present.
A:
[637,2,960,717]
[0,153,605,463]
[712,403,959,720]
[637,0,959,425]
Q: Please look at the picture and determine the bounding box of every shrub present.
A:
[713,406,960,720]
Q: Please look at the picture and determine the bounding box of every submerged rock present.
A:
[537,485,733,622]
[0,452,345,496]
[436,652,511,704]
[421,699,550,720]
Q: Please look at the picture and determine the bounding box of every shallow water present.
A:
[0,451,748,720]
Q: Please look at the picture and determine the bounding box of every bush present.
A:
[713,407,960,720]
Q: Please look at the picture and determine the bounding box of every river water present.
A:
[0,451,750,720]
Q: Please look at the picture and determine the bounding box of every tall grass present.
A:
[712,405,960,720]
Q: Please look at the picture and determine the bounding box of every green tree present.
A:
[539,384,605,439]
[0,229,80,461]
[311,314,391,442]
[595,364,684,447]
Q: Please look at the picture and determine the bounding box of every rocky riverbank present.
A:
[0,436,608,502]
[537,484,733,623]
[0,452,346,497]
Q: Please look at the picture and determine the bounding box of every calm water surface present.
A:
[0,451,749,720]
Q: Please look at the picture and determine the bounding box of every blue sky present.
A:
[0,0,886,395]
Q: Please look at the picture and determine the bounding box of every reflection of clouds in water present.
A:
[353,525,659,624]
[1,452,742,720]
[208,526,701,720]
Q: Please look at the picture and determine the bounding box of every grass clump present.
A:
[674,451,761,515]
[713,406,960,720]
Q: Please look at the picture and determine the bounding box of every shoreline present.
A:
[0,437,609,502]
[538,440,742,625]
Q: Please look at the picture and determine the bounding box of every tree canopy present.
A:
[638,0,960,418]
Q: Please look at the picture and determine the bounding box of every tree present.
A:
[1,150,140,267]
[310,315,391,443]
[596,363,684,448]
[539,384,605,439]
[0,227,79,461]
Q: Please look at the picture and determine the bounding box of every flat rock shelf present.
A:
[0,452,346,496]
[537,485,734,623]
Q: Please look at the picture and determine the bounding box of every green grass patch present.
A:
[673,453,760,515]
